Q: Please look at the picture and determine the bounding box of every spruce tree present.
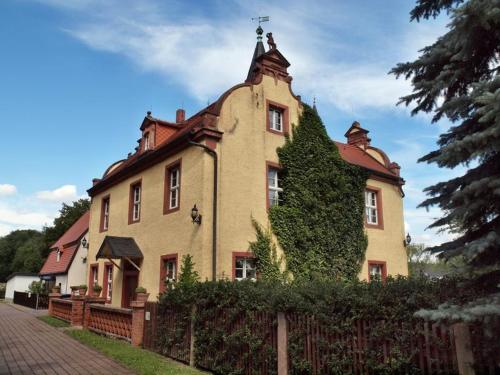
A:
[269,104,368,281]
[391,0,500,316]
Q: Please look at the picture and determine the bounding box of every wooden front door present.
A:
[122,273,138,308]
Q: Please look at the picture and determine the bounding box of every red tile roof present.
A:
[50,211,90,250]
[39,244,78,276]
[39,211,89,276]
[335,141,400,180]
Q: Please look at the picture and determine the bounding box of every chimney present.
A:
[92,178,101,186]
[345,121,371,149]
[176,109,185,123]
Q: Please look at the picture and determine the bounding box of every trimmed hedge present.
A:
[157,276,487,374]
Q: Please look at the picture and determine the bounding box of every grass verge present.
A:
[37,315,70,328]
[66,329,207,375]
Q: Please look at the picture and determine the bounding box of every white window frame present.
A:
[106,266,113,300]
[103,198,110,230]
[56,250,61,262]
[365,190,378,225]
[132,184,141,221]
[269,107,283,132]
[144,132,150,151]
[164,259,177,283]
[268,167,283,207]
[369,263,384,281]
[234,257,256,281]
[169,168,180,209]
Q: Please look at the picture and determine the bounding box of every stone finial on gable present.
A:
[344,121,371,149]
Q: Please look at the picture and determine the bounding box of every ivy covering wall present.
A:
[266,104,368,281]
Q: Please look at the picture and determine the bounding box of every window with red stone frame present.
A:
[232,252,257,281]
[364,186,384,230]
[102,263,113,302]
[368,260,387,282]
[159,254,178,293]
[128,179,142,224]
[164,160,182,214]
[89,263,99,292]
[266,99,289,136]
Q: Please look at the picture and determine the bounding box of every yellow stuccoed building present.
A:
[86,30,408,308]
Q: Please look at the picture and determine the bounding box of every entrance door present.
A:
[122,273,138,308]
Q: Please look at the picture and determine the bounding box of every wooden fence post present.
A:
[453,323,475,375]
[189,305,197,367]
[277,312,288,375]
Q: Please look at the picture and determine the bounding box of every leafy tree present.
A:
[177,254,200,286]
[11,234,45,273]
[0,230,42,282]
[42,198,90,256]
[269,104,368,281]
[391,0,500,317]
[406,243,463,277]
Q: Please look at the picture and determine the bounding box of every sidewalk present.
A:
[0,302,135,374]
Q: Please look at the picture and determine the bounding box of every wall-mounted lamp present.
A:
[191,204,202,225]
[403,233,412,247]
[81,238,89,248]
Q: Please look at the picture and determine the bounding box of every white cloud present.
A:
[35,185,80,202]
[42,0,447,113]
[0,184,17,196]
[0,206,53,228]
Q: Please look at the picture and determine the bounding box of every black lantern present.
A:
[404,233,412,247]
[81,238,88,248]
[191,204,202,224]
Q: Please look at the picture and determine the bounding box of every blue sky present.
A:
[0,0,459,246]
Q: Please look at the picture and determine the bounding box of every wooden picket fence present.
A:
[13,291,49,310]
[143,302,497,374]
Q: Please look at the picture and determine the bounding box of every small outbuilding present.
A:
[4,272,39,300]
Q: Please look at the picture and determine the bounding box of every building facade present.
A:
[86,30,408,307]
[39,211,89,295]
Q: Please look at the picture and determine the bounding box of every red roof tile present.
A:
[39,244,78,275]
[335,141,399,179]
[40,211,89,276]
[50,211,90,250]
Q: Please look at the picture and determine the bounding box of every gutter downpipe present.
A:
[188,141,218,281]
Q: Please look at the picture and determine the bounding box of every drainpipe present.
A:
[188,141,218,281]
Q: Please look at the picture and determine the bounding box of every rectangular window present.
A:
[129,181,142,224]
[159,254,178,293]
[233,253,256,281]
[89,264,99,292]
[56,250,61,262]
[103,264,113,301]
[266,100,289,135]
[100,196,110,232]
[269,107,283,132]
[365,190,378,224]
[164,160,181,214]
[144,132,150,151]
[268,167,283,207]
[368,261,387,282]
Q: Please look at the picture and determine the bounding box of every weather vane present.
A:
[251,16,270,26]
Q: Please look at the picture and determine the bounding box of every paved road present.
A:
[0,302,135,374]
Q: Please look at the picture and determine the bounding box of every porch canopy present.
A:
[96,236,143,271]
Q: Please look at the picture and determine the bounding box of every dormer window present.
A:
[56,250,61,262]
[144,132,150,151]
